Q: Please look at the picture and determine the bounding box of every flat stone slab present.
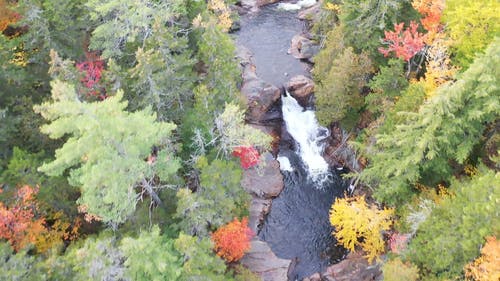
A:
[241,239,291,281]
[242,153,284,198]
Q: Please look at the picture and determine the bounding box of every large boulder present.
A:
[242,152,284,198]
[304,252,382,281]
[288,34,320,60]
[285,75,315,107]
[241,239,291,281]
[298,2,321,20]
[241,76,281,123]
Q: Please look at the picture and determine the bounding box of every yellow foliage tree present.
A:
[464,236,500,281]
[420,36,457,98]
[207,0,232,32]
[329,195,394,262]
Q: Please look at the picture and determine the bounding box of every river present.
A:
[236,3,348,280]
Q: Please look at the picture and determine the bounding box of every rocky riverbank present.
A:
[235,1,375,280]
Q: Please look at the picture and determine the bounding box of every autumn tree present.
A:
[211,217,254,262]
[0,185,45,251]
[464,236,500,281]
[329,195,394,262]
[34,80,180,226]
[379,21,426,63]
[0,0,19,33]
[411,0,444,35]
[443,0,500,68]
[0,147,79,220]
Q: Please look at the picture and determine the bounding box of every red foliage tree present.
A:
[379,21,426,62]
[0,185,45,251]
[232,146,260,169]
[76,51,106,99]
[211,217,254,262]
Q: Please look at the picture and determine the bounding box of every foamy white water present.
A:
[281,93,329,182]
[277,155,294,171]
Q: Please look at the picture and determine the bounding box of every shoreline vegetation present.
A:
[0,0,498,280]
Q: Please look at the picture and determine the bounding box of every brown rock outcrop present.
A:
[241,239,291,281]
[288,34,319,61]
[304,252,382,281]
[248,196,272,233]
[242,152,284,198]
[285,75,314,107]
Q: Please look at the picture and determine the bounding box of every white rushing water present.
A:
[277,155,294,171]
[281,93,330,182]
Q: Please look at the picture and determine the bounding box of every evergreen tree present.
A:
[408,169,500,279]
[174,232,231,281]
[175,157,249,237]
[65,235,128,281]
[359,38,500,205]
[121,226,182,281]
[34,80,180,225]
[314,47,372,128]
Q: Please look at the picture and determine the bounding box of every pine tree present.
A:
[315,47,372,128]
[34,80,180,225]
[174,232,231,281]
[121,226,182,281]
[360,38,500,205]
[175,157,249,237]
[408,169,500,279]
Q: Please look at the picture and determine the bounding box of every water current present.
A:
[236,4,347,280]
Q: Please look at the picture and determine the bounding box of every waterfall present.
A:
[281,93,330,183]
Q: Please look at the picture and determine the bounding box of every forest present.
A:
[0,0,498,280]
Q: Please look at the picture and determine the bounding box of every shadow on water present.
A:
[259,150,348,280]
[235,4,310,87]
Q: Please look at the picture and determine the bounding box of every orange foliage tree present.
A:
[0,185,45,251]
[412,0,444,35]
[0,185,78,252]
[464,236,500,281]
[0,0,20,33]
[211,217,254,262]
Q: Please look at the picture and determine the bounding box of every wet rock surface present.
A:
[285,75,315,107]
[288,34,319,61]
[304,252,382,281]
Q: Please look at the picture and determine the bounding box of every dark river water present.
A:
[236,4,348,280]
[236,4,311,87]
